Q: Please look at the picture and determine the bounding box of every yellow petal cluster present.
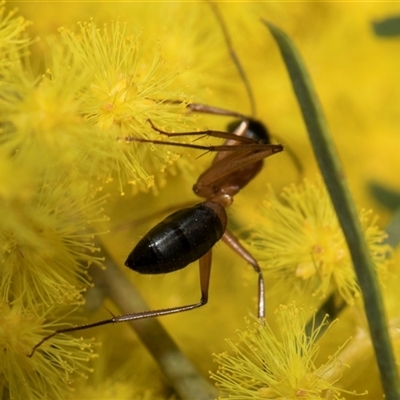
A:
[212,304,359,400]
[248,178,390,304]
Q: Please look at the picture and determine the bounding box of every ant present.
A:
[28,3,283,358]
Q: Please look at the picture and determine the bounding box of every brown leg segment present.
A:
[28,251,213,358]
[222,229,266,320]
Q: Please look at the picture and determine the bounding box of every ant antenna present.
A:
[208,1,257,117]
[209,2,304,178]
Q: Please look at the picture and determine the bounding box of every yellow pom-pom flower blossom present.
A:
[0,1,399,399]
[211,304,362,400]
[248,178,390,305]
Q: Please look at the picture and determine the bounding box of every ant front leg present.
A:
[155,99,247,120]
[124,120,282,154]
[222,229,266,320]
[147,119,254,143]
[185,103,247,119]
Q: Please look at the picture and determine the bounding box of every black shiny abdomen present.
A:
[125,203,225,274]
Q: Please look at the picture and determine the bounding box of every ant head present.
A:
[227,119,271,145]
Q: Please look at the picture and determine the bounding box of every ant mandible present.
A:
[28,4,283,358]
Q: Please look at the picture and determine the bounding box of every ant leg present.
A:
[199,249,212,304]
[156,99,247,119]
[186,103,246,119]
[28,252,212,358]
[222,229,266,320]
[147,119,254,143]
[123,120,283,154]
[124,136,282,154]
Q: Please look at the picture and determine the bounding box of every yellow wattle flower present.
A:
[0,302,97,400]
[248,177,390,304]
[211,304,361,400]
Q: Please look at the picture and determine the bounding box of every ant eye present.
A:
[247,120,271,144]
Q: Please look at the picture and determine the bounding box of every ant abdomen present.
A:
[125,202,227,274]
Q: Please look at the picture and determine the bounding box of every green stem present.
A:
[263,20,400,400]
[92,243,218,400]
